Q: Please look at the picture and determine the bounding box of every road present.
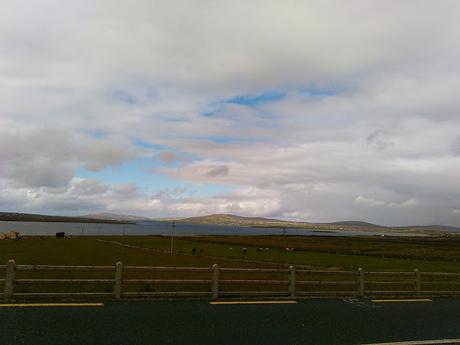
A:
[1,298,460,345]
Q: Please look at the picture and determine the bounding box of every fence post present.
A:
[4,260,16,300]
[212,264,219,299]
[115,262,123,299]
[357,268,364,298]
[414,269,421,296]
[289,266,296,298]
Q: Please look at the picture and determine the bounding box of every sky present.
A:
[1,0,460,226]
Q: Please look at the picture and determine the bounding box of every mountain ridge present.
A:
[1,212,459,233]
[79,212,152,222]
[177,214,460,233]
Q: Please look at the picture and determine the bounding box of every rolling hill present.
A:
[178,214,460,234]
[79,213,152,222]
[0,212,130,224]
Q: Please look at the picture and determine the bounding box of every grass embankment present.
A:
[2,235,460,296]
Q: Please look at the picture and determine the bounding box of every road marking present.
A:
[0,303,104,308]
[361,339,460,344]
[210,300,297,305]
[371,299,432,303]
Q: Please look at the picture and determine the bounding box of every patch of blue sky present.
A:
[112,89,136,104]
[81,129,109,139]
[132,138,203,167]
[76,156,233,198]
[228,90,286,106]
[203,136,259,144]
[298,85,339,97]
[192,183,233,197]
[76,157,161,193]
[132,138,166,150]
[202,90,286,117]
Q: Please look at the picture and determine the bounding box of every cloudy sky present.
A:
[1,1,460,226]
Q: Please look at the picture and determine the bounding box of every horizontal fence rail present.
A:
[2,260,460,300]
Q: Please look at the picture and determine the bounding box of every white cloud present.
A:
[355,196,387,208]
[0,1,460,226]
[355,196,419,209]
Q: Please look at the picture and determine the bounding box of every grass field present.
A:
[106,235,460,272]
[3,235,460,271]
[2,235,460,296]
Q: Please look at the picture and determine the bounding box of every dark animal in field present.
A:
[192,247,197,254]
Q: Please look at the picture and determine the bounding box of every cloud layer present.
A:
[1,1,460,226]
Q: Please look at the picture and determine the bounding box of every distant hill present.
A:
[178,214,296,226]
[180,214,386,228]
[329,221,384,227]
[404,225,460,232]
[0,212,129,224]
[79,212,152,222]
[178,214,460,234]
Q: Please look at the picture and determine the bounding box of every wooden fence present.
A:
[2,260,460,300]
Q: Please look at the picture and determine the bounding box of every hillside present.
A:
[330,221,383,227]
[79,212,152,222]
[178,214,299,227]
[178,214,460,235]
[0,212,130,224]
[179,214,384,229]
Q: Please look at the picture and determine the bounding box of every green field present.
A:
[3,235,460,271]
[2,235,460,296]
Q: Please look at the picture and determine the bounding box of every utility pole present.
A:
[170,221,176,255]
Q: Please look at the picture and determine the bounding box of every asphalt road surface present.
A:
[2,298,460,345]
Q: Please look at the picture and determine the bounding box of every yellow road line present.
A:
[210,300,297,305]
[371,299,432,303]
[0,303,104,308]
[361,338,460,344]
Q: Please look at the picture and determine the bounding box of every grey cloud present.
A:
[160,151,178,164]
[0,127,134,188]
[453,136,460,156]
[205,165,229,177]
[1,1,460,226]
[71,179,109,196]
[366,130,394,151]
